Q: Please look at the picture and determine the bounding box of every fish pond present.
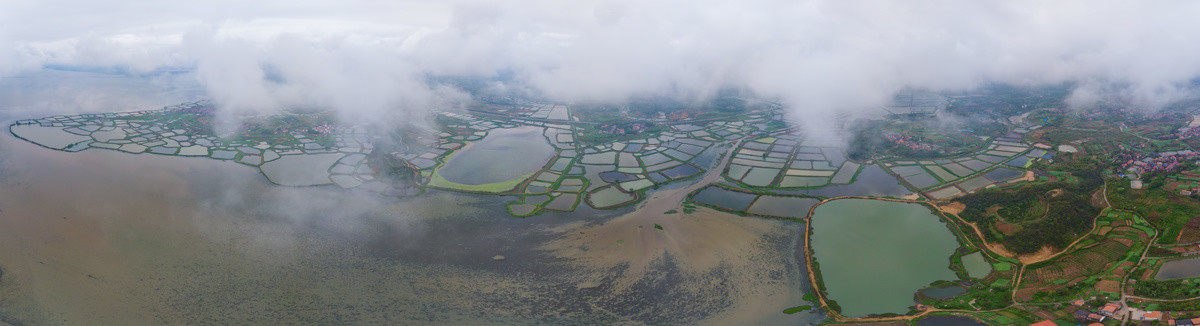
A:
[810,199,960,317]
[783,164,912,198]
[961,252,993,279]
[438,126,556,185]
[1156,256,1200,280]
[691,186,758,211]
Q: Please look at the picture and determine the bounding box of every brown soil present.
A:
[1019,171,1035,182]
[1090,188,1109,208]
[1015,286,1059,302]
[1095,280,1121,293]
[1179,227,1200,244]
[984,205,1003,215]
[985,243,1018,260]
[1142,269,1156,280]
[1017,246,1059,264]
[995,220,1019,236]
[1177,217,1200,243]
[938,202,966,215]
[1164,181,1188,192]
[1032,266,1067,285]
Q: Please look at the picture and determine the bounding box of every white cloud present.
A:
[4,0,1200,119]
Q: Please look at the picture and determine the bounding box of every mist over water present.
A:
[0,70,822,325]
[5,1,1200,324]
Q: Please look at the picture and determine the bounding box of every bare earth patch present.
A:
[1095,280,1121,293]
[1017,246,1059,264]
[937,202,966,215]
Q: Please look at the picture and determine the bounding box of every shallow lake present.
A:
[258,153,345,186]
[778,164,912,198]
[9,124,92,150]
[692,186,758,211]
[438,126,556,185]
[983,167,1023,182]
[810,199,959,317]
[961,252,992,279]
[1156,256,1200,280]
[921,286,966,300]
[587,186,636,208]
[747,195,819,218]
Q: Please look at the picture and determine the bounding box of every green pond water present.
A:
[439,126,556,185]
[811,199,959,317]
[961,252,992,279]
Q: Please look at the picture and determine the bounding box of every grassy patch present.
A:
[427,169,532,193]
[803,292,817,302]
[782,305,812,314]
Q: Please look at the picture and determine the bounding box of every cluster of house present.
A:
[1116,150,1200,175]
[1031,301,1169,325]
[665,111,694,120]
[1167,126,1200,140]
[1170,316,1200,325]
[242,119,337,137]
[595,123,650,135]
[1074,301,1123,323]
[311,122,336,136]
[178,101,215,116]
[1082,108,1180,121]
[883,131,934,151]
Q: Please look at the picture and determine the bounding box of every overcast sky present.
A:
[3,0,1200,121]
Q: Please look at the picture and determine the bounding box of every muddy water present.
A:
[0,118,821,324]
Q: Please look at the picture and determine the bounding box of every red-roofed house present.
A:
[1031,320,1057,326]
[1100,302,1121,315]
